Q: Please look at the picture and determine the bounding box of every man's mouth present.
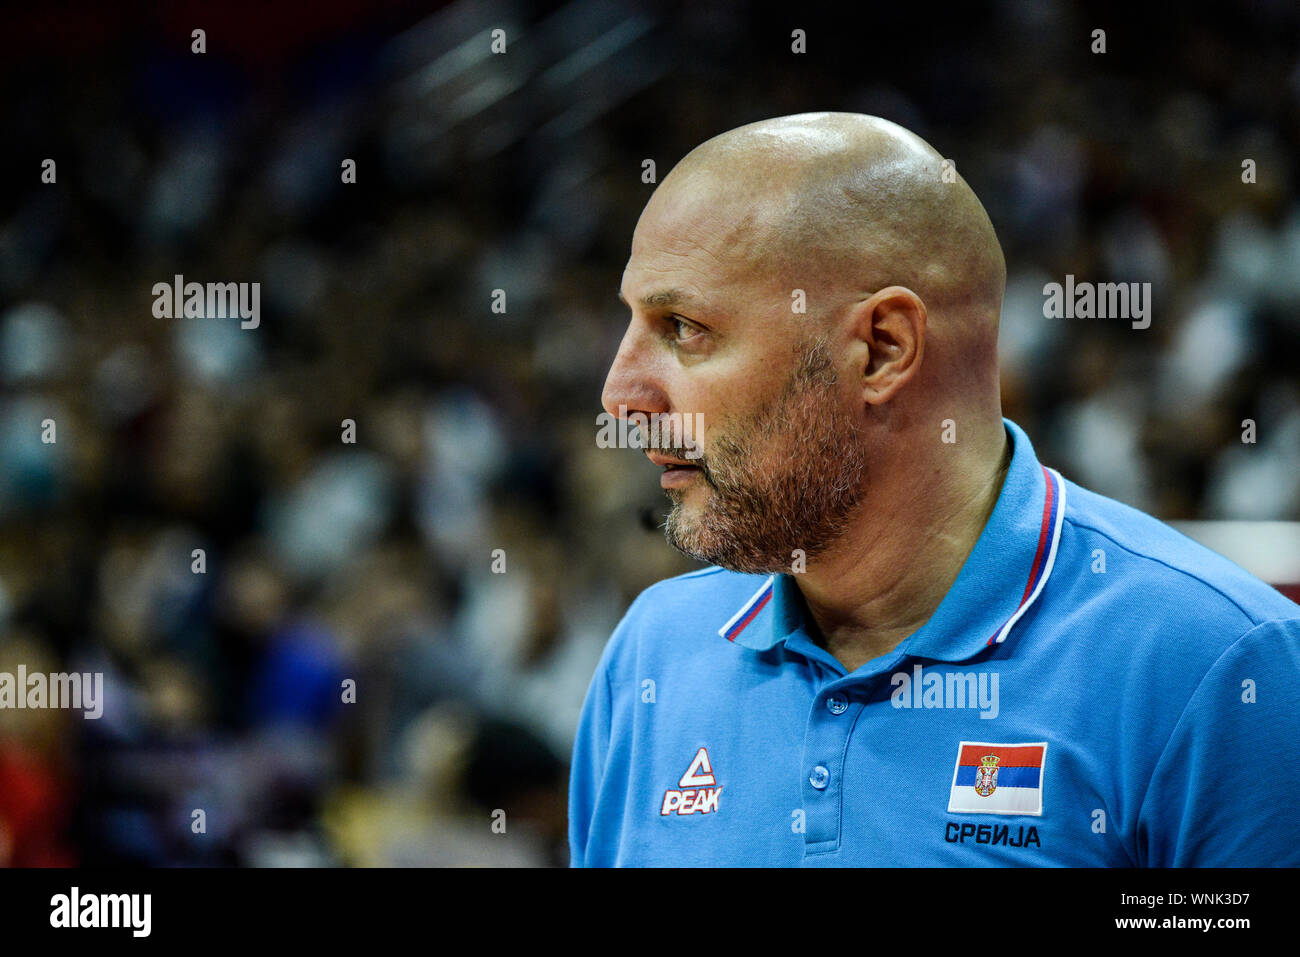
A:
[647,452,705,489]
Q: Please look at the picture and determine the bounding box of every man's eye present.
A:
[669,316,701,342]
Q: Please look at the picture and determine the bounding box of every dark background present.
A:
[0,0,1296,865]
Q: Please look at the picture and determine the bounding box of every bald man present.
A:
[569,113,1300,866]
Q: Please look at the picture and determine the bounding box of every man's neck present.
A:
[795,426,1011,673]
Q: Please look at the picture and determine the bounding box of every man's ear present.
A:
[851,285,926,405]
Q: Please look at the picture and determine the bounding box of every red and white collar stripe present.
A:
[719,575,775,642]
[988,466,1066,645]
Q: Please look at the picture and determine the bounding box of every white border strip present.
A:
[1170,521,1300,583]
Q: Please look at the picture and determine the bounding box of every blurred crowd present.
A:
[0,0,1296,865]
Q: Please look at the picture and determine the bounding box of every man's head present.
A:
[604,112,1007,573]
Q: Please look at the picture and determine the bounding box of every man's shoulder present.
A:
[624,565,771,624]
[598,566,769,666]
[1059,476,1300,630]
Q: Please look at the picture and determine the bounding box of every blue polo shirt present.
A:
[568,419,1300,866]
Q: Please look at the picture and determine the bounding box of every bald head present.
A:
[651,112,1006,328]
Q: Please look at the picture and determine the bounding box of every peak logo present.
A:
[661,747,723,816]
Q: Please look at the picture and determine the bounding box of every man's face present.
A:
[603,176,868,574]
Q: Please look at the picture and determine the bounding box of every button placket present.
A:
[799,687,858,855]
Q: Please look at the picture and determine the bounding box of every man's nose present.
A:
[601,326,669,420]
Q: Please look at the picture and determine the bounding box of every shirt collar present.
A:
[717,419,1066,664]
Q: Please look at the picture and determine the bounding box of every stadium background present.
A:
[0,0,1296,866]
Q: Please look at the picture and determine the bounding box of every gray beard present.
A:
[662,367,866,574]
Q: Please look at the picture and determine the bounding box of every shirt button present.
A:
[810,765,830,790]
[826,694,849,715]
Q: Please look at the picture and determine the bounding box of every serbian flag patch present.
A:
[947,742,1047,816]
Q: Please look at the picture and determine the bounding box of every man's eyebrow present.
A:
[616,288,700,310]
